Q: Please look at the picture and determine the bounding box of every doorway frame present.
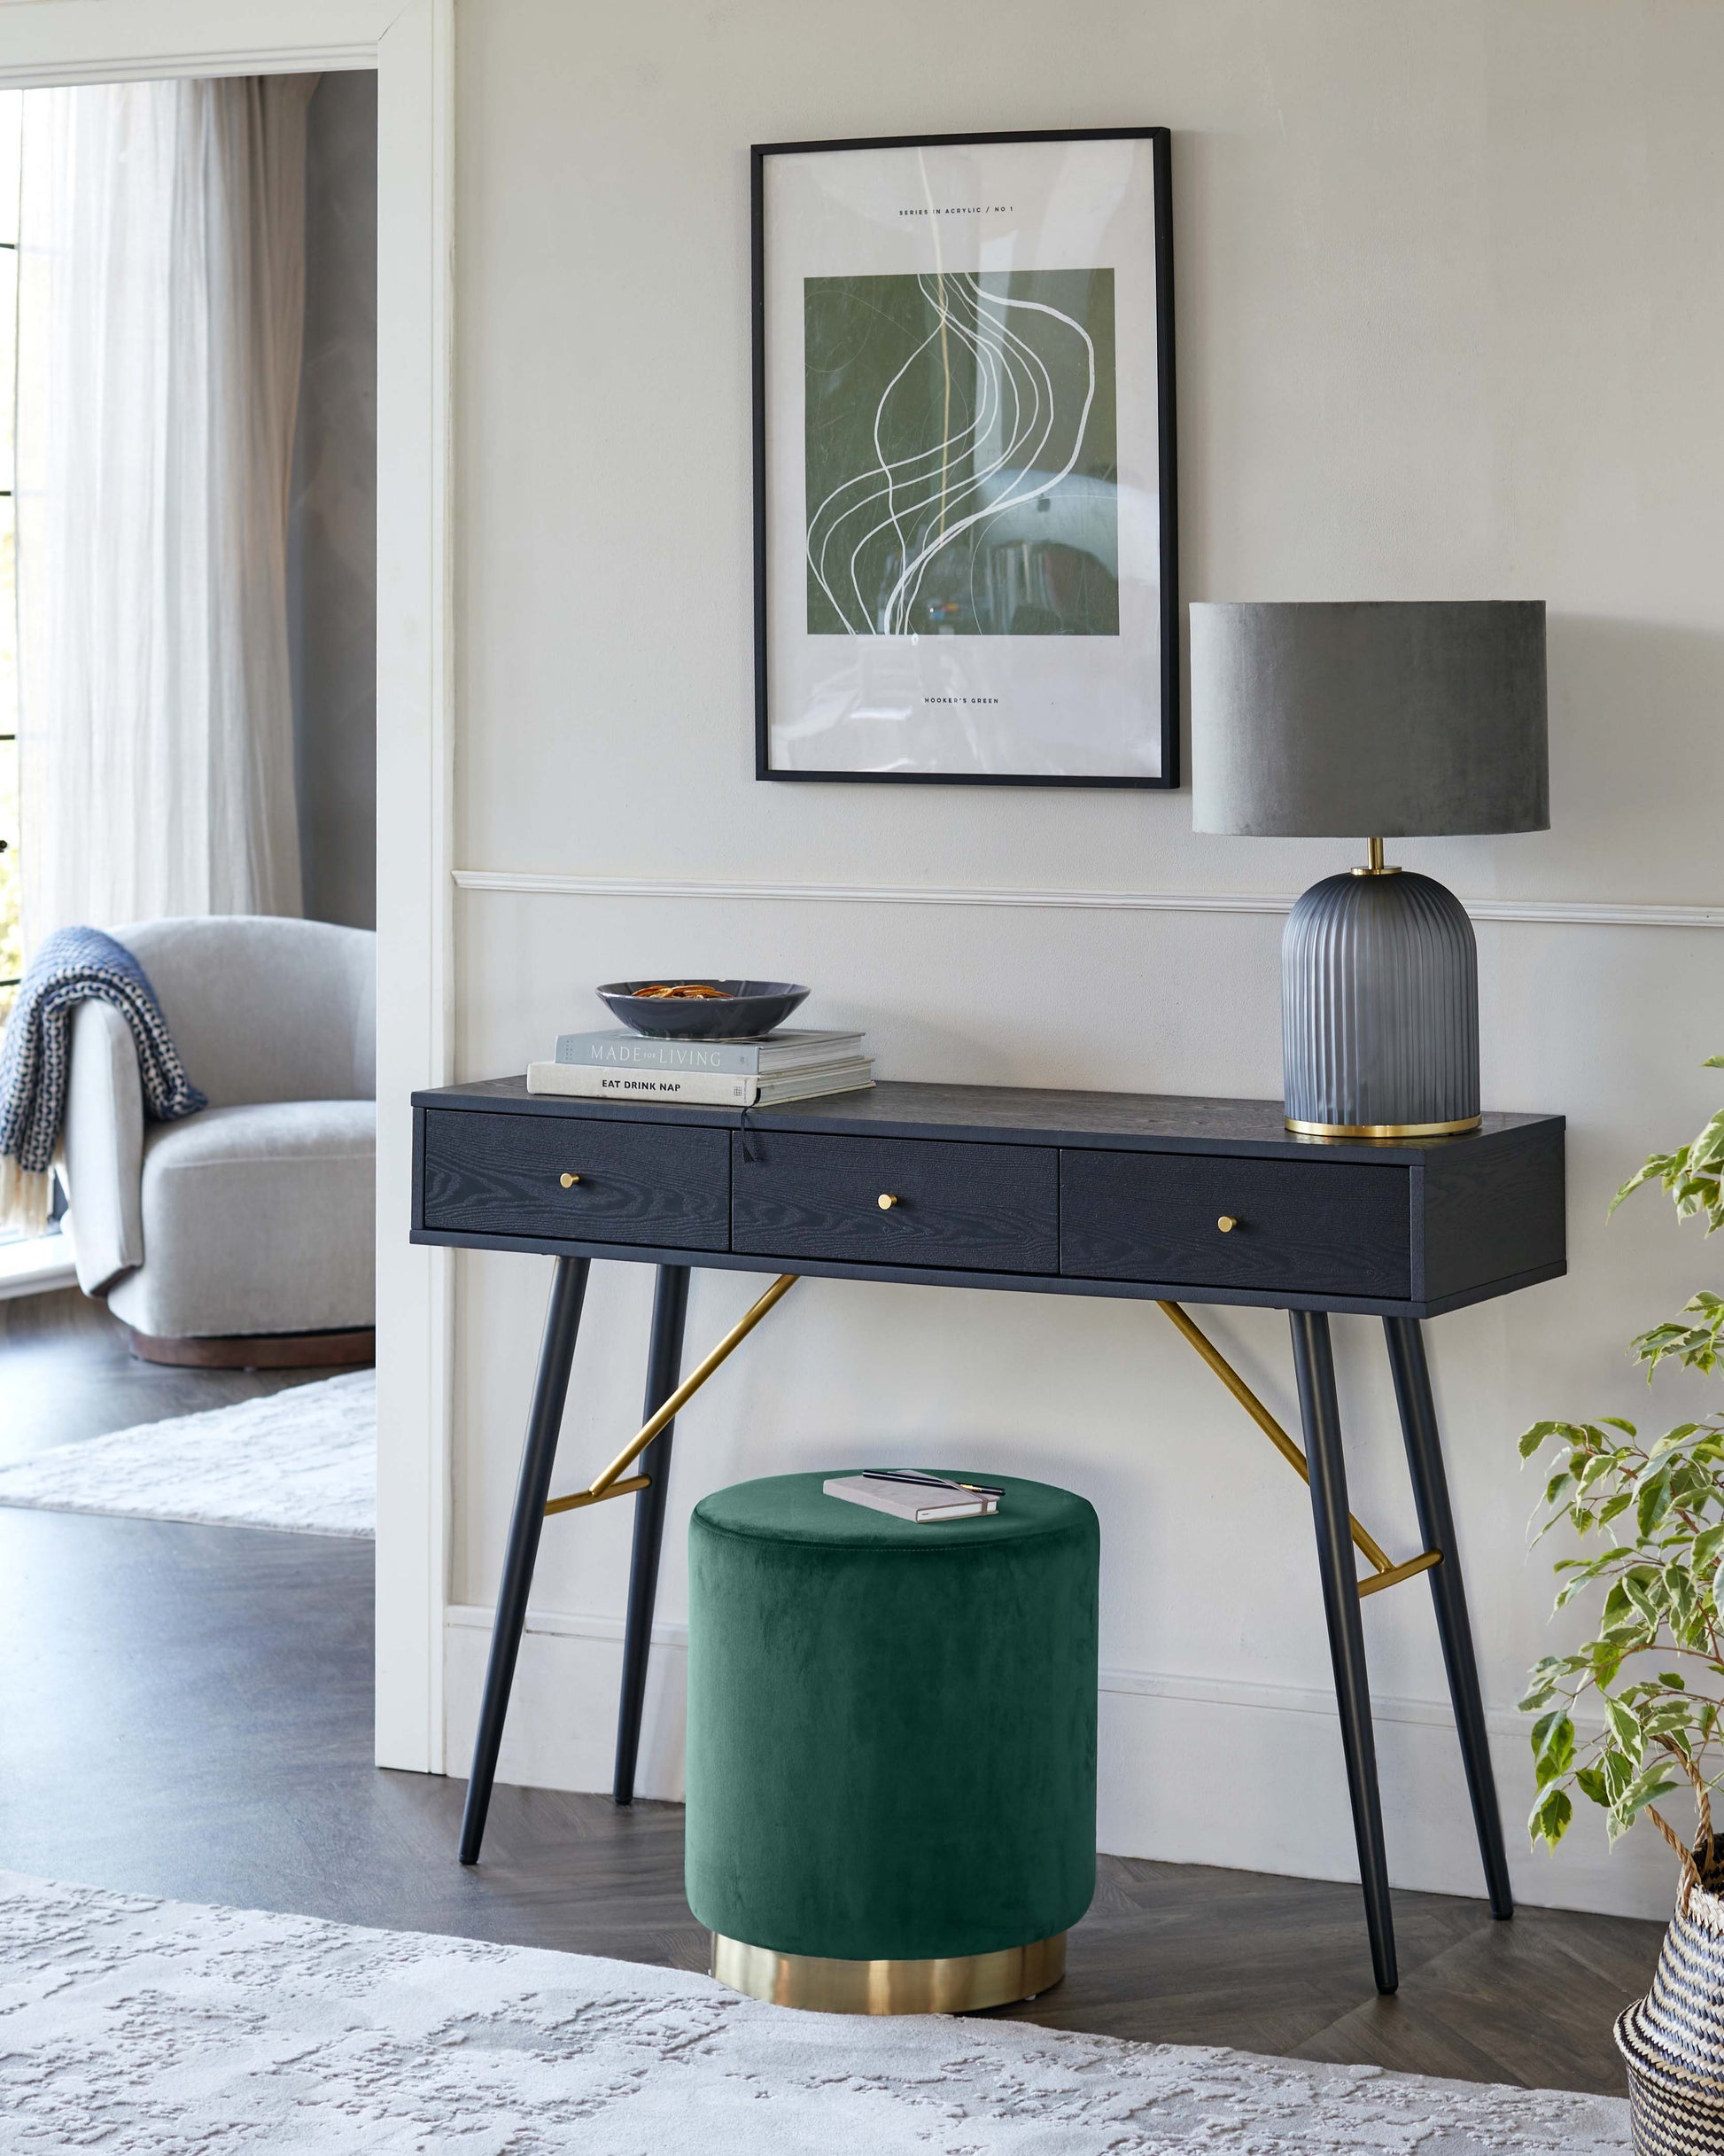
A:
[0,0,455,1773]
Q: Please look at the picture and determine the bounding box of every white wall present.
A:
[446,0,1724,1922]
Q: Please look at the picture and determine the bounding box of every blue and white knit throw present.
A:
[0,926,207,1234]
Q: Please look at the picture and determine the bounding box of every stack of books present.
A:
[526,1027,874,1108]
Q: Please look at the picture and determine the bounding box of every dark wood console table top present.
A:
[415,1078,1563,1319]
[412,1075,1567,1996]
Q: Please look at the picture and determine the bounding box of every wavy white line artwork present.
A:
[804,270,1113,637]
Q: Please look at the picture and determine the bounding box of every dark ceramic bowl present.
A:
[596,979,811,1039]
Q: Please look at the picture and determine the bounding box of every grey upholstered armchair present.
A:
[60,915,377,1362]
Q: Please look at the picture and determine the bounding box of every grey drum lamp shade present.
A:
[1189,602,1549,837]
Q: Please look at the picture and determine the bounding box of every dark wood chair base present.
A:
[126,1327,376,1370]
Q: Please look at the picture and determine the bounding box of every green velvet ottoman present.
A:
[685,1470,1099,2013]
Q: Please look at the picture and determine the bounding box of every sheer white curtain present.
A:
[16,75,315,938]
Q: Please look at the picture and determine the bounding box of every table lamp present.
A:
[1189,601,1548,1138]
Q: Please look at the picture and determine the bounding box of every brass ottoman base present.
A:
[710,1930,1067,2014]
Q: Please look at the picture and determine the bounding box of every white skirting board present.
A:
[442,1607,1681,1924]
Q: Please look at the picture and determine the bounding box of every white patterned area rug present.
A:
[0,1872,1627,2154]
[0,1369,374,1537]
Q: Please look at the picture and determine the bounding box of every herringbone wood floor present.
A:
[0,1287,1664,2096]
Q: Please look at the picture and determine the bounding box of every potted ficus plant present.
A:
[1521,1058,1724,2153]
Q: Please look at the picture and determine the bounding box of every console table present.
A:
[411,1077,1565,1995]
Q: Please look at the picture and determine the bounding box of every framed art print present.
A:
[752,127,1177,788]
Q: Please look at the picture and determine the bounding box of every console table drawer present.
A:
[1060,1149,1412,1299]
[421,1109,731,1249]
[733,1131,1058,1274]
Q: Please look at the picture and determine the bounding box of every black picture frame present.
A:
[752,126,1177,790]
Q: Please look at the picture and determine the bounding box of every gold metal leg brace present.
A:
[540,1276,1438,1602]
[1156,1300,1441,1599]
[546,1273,800,1518]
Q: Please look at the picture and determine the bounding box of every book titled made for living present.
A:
[555,1028,864,1076]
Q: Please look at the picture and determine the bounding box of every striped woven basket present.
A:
[1618,1849,1724,2153]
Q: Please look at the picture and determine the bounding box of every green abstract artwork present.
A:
[804,269,1119,638]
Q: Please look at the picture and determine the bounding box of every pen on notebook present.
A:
[861,1470,1005,1498]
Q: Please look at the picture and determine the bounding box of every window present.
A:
[0,92,20,1024]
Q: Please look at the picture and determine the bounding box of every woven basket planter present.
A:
[1618,1850,1724,2153]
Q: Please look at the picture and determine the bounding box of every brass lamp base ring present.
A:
[710,1929,1067,2014]
[1285,1114,1482,1140]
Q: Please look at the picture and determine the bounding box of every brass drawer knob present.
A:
[560,1172,582,1188]
[1216,1215,1237,1233]
[877,1193,900,1210]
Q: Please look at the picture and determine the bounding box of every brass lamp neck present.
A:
[1353,837,1402,877]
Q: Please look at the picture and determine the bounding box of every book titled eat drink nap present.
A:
[526,1060,874,1107]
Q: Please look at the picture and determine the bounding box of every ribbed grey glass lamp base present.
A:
[1282,870,1480,1139]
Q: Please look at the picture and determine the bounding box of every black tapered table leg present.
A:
[613,1265,692,1806]
[1289,1309,1398,1994]
[457,1255,591,1865]
[1383,1314,1514,1919]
